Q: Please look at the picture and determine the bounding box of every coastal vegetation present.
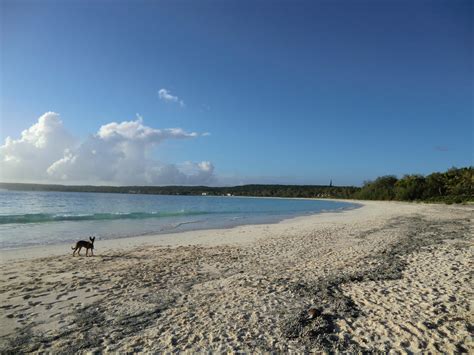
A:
[354,167,472,203]
[1,166,471,203]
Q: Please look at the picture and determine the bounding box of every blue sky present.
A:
[1,0,472,186]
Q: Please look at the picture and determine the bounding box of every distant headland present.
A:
[1,166,471,204]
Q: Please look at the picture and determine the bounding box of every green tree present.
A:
[355,175,398,200]
[395,175,426,201]
[424,172,446,199]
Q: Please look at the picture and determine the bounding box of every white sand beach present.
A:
[0,200,472,353]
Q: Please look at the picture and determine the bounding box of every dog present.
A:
[72,236,95,256]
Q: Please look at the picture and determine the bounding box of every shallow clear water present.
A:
[0,190,359,249]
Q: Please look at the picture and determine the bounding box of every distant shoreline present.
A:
[1,166,471,204]
[0,199,361,261]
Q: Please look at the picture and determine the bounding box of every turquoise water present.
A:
[0,190,359,249]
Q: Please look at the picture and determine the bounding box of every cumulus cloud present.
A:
[158,88,185,107]
[0,112,75,182]
[146,161,215,186]
[0,112,215,185]
[97,114,197,142]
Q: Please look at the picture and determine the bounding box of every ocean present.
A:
[0,190,359,249]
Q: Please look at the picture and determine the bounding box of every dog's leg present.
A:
[86,248,89,257]
[72,247,77,256]
[77,247,82,256]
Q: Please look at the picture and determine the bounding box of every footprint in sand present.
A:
[56,292,69,300]
[3,271,17,275]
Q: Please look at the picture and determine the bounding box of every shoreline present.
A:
[0,199,362,262]
[0,200,472,352]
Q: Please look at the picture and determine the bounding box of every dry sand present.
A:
[0,200,472,353]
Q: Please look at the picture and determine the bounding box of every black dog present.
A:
[72,236,95,256]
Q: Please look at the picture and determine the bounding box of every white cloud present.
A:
[0,112,215,185]
[147,161,215,186]
[0,112,75,182]
[97,114,197,142]
[158,88,185,107]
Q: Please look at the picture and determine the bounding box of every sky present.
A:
[0,0,472,186]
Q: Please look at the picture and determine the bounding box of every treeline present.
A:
[0,166,472,203]
[354,167,472,203]
[0,182,357,199]
[204,184,359,198]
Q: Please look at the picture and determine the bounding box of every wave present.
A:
[0,211,211,225]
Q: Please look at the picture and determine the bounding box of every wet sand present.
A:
[0,200,472,353]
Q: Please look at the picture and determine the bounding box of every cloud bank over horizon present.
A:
[0,112,215,186]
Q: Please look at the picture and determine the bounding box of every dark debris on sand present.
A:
[282,216,470,352]
[0,300,168,354]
